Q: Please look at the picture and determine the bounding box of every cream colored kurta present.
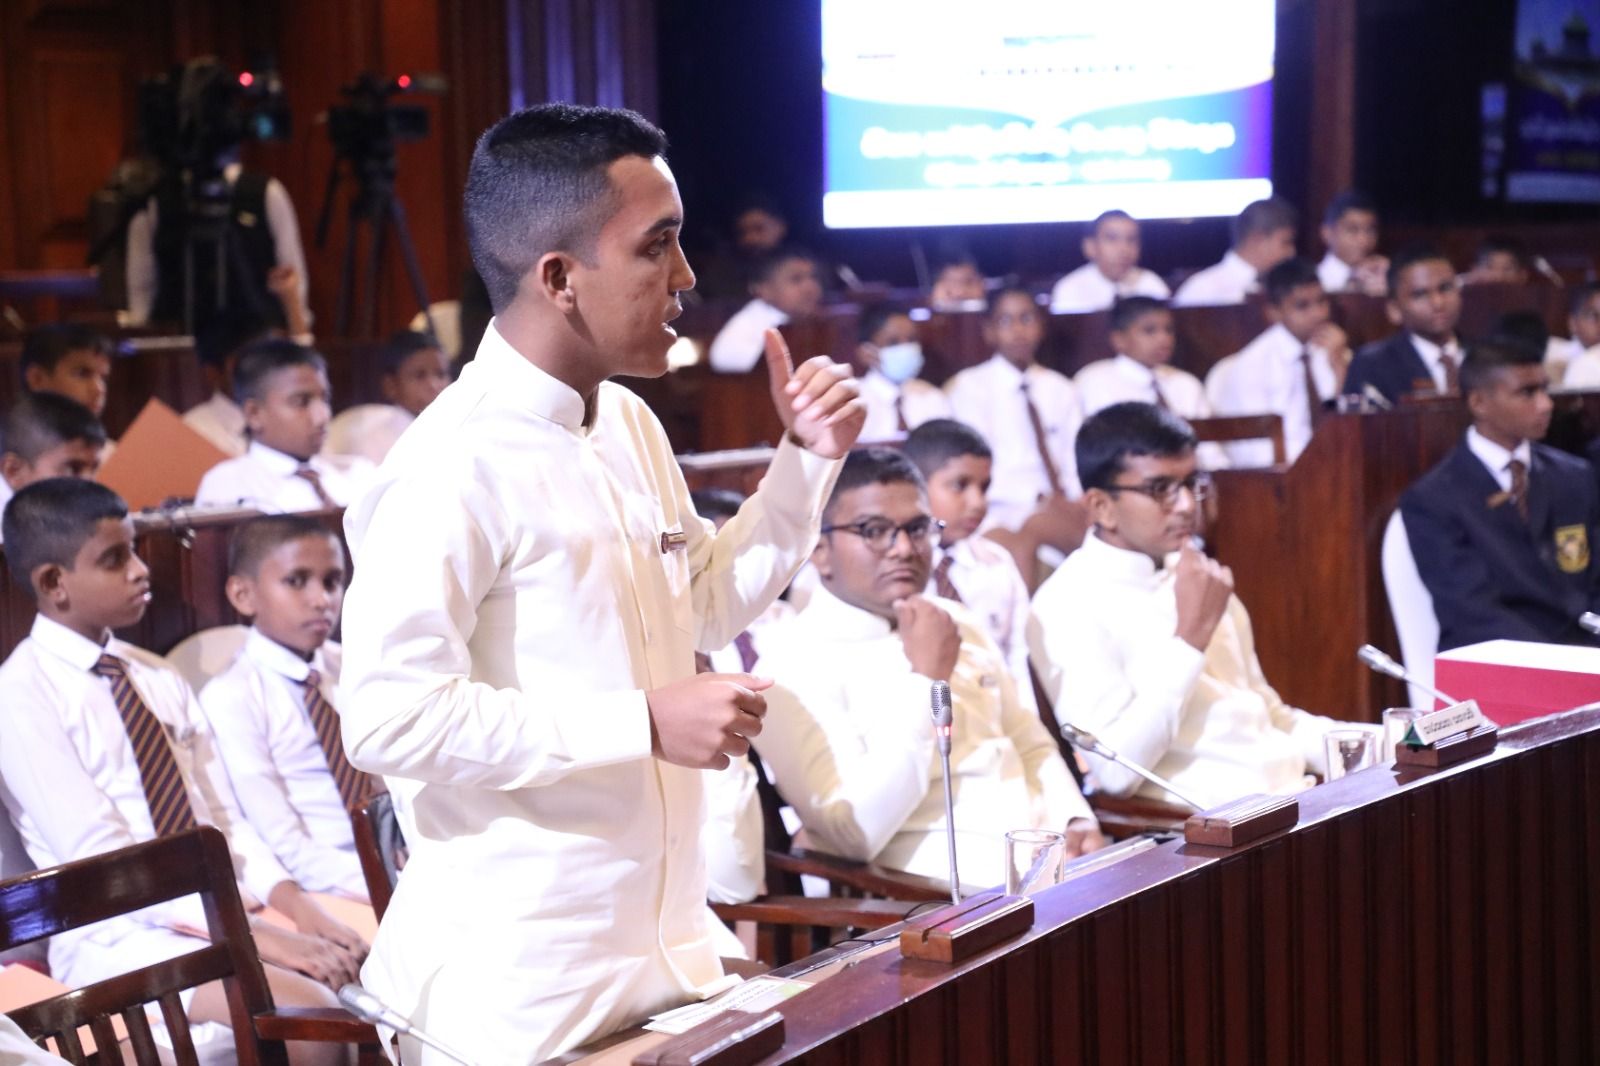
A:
[338,322,839,1065]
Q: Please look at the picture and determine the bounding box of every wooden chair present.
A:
[0,827,377,1065]
[1189,414,1287,466]
[350,795,402,921]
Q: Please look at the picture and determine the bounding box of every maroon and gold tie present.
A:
[1507,459,1530,524]
[1020,381,1065,497]
[303,669,370,810]
[295,465,337,509]
[91,654,198,837]
[934,554,964,603]
[1439,350,1461,395]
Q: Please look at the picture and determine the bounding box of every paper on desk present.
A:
[644,975,809,1035]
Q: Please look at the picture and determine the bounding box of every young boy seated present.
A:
[853,303,951,441]
[0,392,106,526]
[325,330,452,464]
[904,419,1036,707]
[199,516,371,901]
[1173,198,1298,307]
[1462,235,1531,287]
[20,323,112,422]
[1547,283,1600,388]
[1074,297,1210,419]
[1049,210,1170,313]
[195,338,374,512]
[1315,190,1388,296]
[0,479,364,1064]
[1400,341,1600,651]
[707,246,824,372]
[1206,258,1352,466]
[184,310,281,458]
[1028,403,1353,809]
[752,448,1102,887]
[927,254,987,311]
[1341,244,1464,405]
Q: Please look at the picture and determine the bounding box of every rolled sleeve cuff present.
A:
[562,689,655,770]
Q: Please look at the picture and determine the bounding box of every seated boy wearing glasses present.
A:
[750,448,1101,890]
[1028,403,1349,809]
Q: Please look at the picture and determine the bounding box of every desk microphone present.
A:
[931,680,961,903]
[1361,384,1394,411]
[338,984,476,1065]
[1056,722,1206,812]
[1579,613,1600,637]
[1357,644,1460,706]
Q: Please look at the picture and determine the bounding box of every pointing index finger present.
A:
[763,328,796,394]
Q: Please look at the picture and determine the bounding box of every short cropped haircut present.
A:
[463,103,669,313]
[986,285,1040,317]
[689,487,744,522]
[1264,257,1324,304]
[20,324,111,382]
[231,338,327,407]
[380,330,443,376]
[1076,402,1198,492]
[1489,311,1548,361]
[1460,339,1543,399]
[858,303,910,344]
[904,419,992,479]
[1475,234,1528,268]
[1109,295,1169,333]
[227,514,341,579]
[1321,190,1377,227]
[195,309,281,369]
[1232,197,1298,246]
[1386,243,1454,298]
[1089,209,1135,236]
[1,393,107,462]
[748,245,816,287]
[1568,280,1600,317]
[3,478,127,590]
[823,447,926,522]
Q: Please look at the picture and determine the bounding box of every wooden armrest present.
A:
[767,848,952,902]
[712,896,912,930]
[1088,792,1192,839]
[253,1006,381,1045]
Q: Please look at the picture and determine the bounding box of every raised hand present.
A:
[894,595,961,682]
[1172,542,1234,652]
[764,328,865,459]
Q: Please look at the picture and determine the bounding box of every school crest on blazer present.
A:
[1555,524,1590,574]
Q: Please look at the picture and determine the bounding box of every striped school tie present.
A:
[295,465,337,509]
[91,654,198,837]
[303,669,369,810]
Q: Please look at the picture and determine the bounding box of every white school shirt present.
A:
[857,369,952,442]
[195,440,373,512]
[0,615,292,990]
[325,403,416,466]
[1074,354,1212,419]
[1028,530,1351,808]
[1172,250,1260,308]
[1410,333,1464,395]
[182,391,248,458]
[198,628,366,899]
[1205,323,1340,467]
[929,536,1036,713]
[1464,426,1532,494]
[1317,252,1355,293]
[337,321,841,1064]
[1048,263,1170,313]
[753,585,1090,888]
[708,298,787,373]
[1557,340,1600,389]
[944,355,1084,530]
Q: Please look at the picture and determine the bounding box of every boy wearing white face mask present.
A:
[855,304,951,442]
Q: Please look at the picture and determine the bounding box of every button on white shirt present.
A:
[1317,252,1354,293]
[944,355,1084,530]
[1029,530,1351,809]
[325,403,416,466]
[198,628,365,899]
[755,585,1090,888]
[1464,426,1532,493]
[857,369,952,442]
[338,321,840,1063]
[0,615,292,990]
[1173,250,1261,308]
[182,391,248,458]
[708,298,787,373]
[1409,332,1464,394]
[1206,322,1340,467]
[929,535,1036,712]
[195,440,373,512]
[1048,263,1170,314]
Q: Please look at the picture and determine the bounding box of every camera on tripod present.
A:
[325,72,445,171]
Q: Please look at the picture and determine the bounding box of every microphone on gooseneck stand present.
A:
[1056,721,1207,812]
[1579,612,1600,637]
[1357,644,1460,706]
[338,984,477,1065]
[930,680,961,904]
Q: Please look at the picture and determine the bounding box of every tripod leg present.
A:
[337,199,360,337]
[364,207,389,339]
[387,197,435,338]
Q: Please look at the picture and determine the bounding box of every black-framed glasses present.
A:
[1104,471,1213,509]
[820,514,945,553]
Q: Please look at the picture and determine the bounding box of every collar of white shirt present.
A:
[1318,252,1352,289]
[1466,426,1532,486]
[1111,353,1163,388]
[243,625,319,684]
[1077,527,1175,591]
[246,439,321,477]
[1219,250,1259,290]
[983,353,1041,389]
[801,581,895,640]
[478,319,589,431]
[30,613,112,672]
[1408,332,1462,373]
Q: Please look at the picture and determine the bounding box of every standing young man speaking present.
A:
[338,105,864,1063]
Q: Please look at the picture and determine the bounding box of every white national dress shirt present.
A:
[708,298,788,373]
[1464,426,1532,493]
[1172,250,1260,308]
[857,369,952,442]
[944,355,1084,530]
[182,391,248,458]
[1048,263,1171,314]
[0,616,292,990]
[198,628,366,899]
[928,535,1036,712]
[1557,340,1600,389]
[1205,322,1340,467]
[195,440,373,512]
[753,584,1091,888]
[1317,252,1354,293]
[337,320,840,1064]
[1409,332,1464,395]
[1028,530,1352,809]
[325,403,416,466]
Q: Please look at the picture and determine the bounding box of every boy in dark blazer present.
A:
[1343,245,1464,406]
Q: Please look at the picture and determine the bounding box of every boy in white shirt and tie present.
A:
[1173,198,1298,307]
[1075,297,1212,422]
[1316,190,1388,297]
[325,330,453,465]
[200,515,372,901]
[1049,210,1170,314]
[0,393,106,530]
[195,339,373,512]
[754,448,1101,889]
[0,479,364,1064]
[707,246,824,373]
[854,304,950,441]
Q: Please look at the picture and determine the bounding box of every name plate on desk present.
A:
[632,1010,785,1066]
[1404,700,1493,747]
[1183,793,1299,848]
[899,890,1033,964]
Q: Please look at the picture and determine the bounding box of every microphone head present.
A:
[930,680,953,728]
[337,984,381,1023]
[1357,644,1405,680]
[1581,612,1600,636]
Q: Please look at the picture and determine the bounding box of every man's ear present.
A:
[0,453,30,492]
[1319,223,1335,249]
[532,252,578,312]
[241,396,266,434]
[379,373,399,405]
[810,533,833,581]
[1264,302,1284,326]
[22,366,48,393]
[1464,388,1488,424]
[1385,298,1403,327]
[32,562,67,609]
[225,574,256,618]
[1080,235,1096,261]
[1083,487,1116,533]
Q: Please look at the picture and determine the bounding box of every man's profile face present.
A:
[1470,364,1552,446]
